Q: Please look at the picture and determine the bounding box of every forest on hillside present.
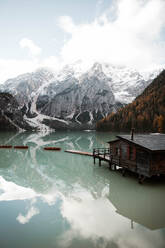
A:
[96,70,165,133]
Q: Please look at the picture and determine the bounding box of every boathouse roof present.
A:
[116,134,165,152]
[107,138,119,143]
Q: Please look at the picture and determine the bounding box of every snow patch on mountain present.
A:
[0,61,163,130]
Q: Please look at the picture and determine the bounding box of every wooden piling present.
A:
[109,161,111,170]
[122,168,126,177]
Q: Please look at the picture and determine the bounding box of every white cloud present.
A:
[41,56,62,71]
[0,58,39,83]
[0,176,37,201]
[0,38,43,83]
[0,56,62,83]
[58,0,165,70]
[17,206,39,224]
[0,175,59,223]
[19,38,42,57]
[58,16,76,34]
[58,188,164,248]
[0,0,165,83]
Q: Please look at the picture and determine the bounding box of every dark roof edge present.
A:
[117,135,165,152]
[107,138,120,144]
[116,135,152,151]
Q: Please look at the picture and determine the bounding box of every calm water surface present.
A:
[0,131,165,248]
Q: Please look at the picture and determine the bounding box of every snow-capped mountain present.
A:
[0,62,162,130]
[0,69,54,106]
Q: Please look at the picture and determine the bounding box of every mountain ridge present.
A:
[0,62,162,131]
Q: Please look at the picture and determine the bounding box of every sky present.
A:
[0,0,165,82]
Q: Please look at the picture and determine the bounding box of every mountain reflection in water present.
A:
[0,131,164,248]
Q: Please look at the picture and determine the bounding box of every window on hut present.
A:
[115,147,118,156]
[130,146,133,160]
[127,145,136,160]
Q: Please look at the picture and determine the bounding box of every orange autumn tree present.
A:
[97,70,165,133]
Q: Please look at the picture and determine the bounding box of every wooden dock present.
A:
[65,150,93,156]
[93,148,120,170]
[93,148,110,166]
[65,148,118,170]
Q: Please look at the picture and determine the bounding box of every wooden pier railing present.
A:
[93,148,110,157]
[93,148,120,169]
[93,148,111,163]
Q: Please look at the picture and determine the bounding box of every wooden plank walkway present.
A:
[65,148,118,170]
[65,149,111,161]
[65,150,93,156]
[94,154,111,162]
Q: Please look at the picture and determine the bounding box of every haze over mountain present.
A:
[0,62,162,131]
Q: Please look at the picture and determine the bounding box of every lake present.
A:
[0,131,165,248]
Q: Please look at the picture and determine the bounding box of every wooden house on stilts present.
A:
[93,131,165,183]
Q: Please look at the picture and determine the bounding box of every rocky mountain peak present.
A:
[91,62,103,73]
[0,62,163,131]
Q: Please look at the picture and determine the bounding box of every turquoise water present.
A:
[0,131,165,248]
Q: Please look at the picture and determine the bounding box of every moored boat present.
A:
[0,145,12,149]
[14,146,29,149]
[44,147,61,151]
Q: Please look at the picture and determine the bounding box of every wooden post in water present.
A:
[109,161,112,170]
[138,174,146,184]
[122,168,126,176]
[93,149,96,164]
